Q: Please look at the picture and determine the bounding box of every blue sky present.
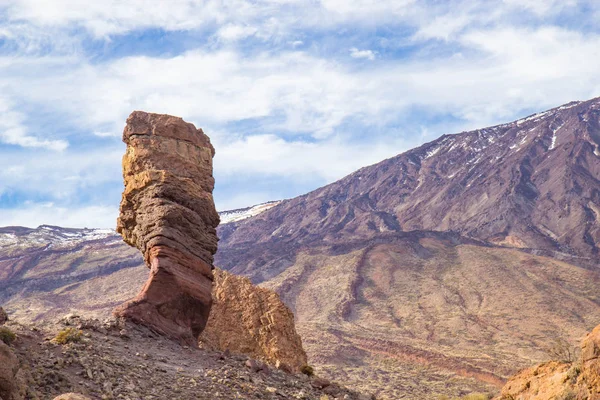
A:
[0,0,599,228]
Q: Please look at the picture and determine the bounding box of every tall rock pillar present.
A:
[114,111,219,344]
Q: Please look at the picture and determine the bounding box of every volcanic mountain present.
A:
[218,97,600,274]
[214,97,600,397]
[1,97,600,398]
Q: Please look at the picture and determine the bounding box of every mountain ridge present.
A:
[217,96,600,271]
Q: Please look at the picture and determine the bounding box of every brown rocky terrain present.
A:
[496,323,600,399]
[2,98,600,398]
[115,111,220,344]
[200,269,308,372]
[0,226,311,394]
[2,220,599,397]
[0,315,367,400]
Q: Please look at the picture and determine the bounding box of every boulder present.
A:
[53,394,92,400]
[113,111,219,344]
[199,269,308,372]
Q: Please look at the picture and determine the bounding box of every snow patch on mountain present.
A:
[219,201,282,224]
[0,226,117,248]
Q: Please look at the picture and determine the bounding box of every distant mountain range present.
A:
[2,97,600,399]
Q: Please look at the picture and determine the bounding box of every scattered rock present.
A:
[276,359,293,374]
[113,111,220,345]
[357,394,376,400]
[311,377,331,389]
[245,359,263,373]
[4,318,363,400]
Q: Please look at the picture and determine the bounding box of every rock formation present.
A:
[113,111,219,344]
[496,324,600,399]
[199,269,308,372]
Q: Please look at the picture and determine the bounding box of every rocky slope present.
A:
[115,111,220,343]
[0,226,309,384]
[220,201,282,224]
[0,315,367,400]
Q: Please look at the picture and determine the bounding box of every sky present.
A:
[0,0,599,228]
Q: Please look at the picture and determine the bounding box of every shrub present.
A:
[566,362,581,384]
[0,327,16,345]
[545,337,579,363]
[54,327,82,345]
[557,389,576,400]
[300,365,314,376]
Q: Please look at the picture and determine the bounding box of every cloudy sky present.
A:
[0,0,599,228]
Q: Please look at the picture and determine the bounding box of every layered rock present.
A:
[496,324,600,399]
[199,269,307,372]
[113,111,219,344]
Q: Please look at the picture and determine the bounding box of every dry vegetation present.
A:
[53,327,82,345]
[0,326,16,345]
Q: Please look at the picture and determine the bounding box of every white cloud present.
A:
[1,50,374,138]
[349,48,375,60]
[414,13,473,41]
[213,133,407,181]
[319,0,417,19]
[215,191,282,213]
[502,0,578,16]
[0,97,68,151]
[217,24,257,41]
[0,147,123,199]
[3,0,216,37]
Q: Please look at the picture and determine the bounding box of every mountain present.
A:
[2,97,600,398]
[213,97,600,397]
[0,225,142,322]
[217,97,600,277]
